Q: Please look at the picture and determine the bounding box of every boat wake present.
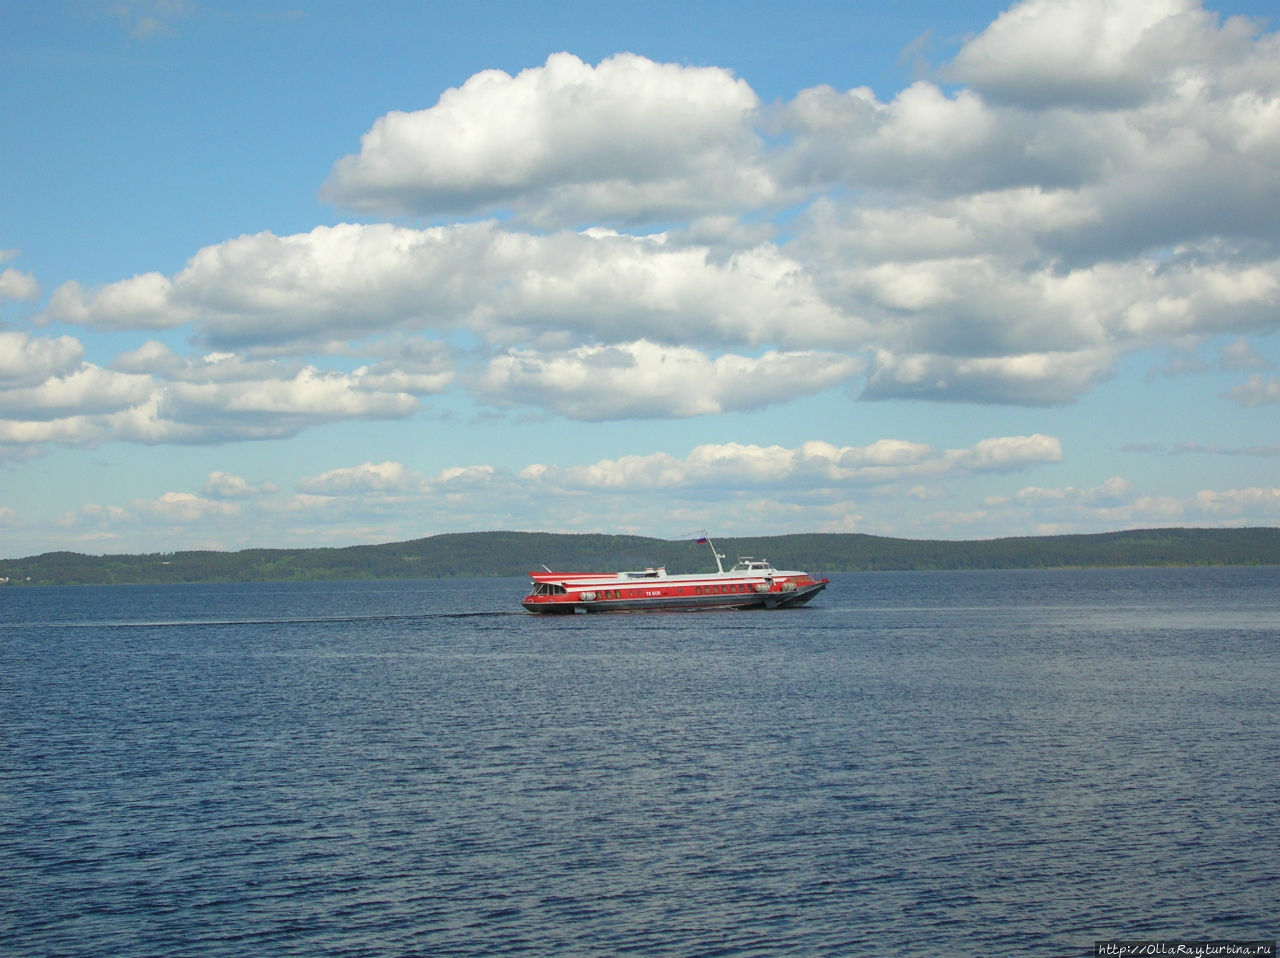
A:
[7,610,525,629]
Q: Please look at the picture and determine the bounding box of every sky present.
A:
[2,0,1279,559]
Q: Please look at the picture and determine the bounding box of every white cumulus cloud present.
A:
[947,0,1260,108]
[522,435,1062,490]
[298,461,429,496]
[323,52,773,224]
[0,332,85,388]
[0,267,40,303]
[1229,374,1280,405]
[476,341,862,420]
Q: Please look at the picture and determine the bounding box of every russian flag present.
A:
[695,537,708,544]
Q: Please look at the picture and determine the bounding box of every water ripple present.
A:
[2,569,1277,956]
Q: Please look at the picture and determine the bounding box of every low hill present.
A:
[1,527,1277,586]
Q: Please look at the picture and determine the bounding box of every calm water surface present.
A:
[2,568,1277,956]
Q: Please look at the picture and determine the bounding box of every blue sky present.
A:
[2,0,1279,558]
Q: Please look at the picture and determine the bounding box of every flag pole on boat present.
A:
[692,530,725,574]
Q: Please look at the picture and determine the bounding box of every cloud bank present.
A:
[21,434,1278,557]
[14,0,1275,455]
[4,0,1279,550]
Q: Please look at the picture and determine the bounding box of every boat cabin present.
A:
[622,567,666,578]
[728,558,777,574]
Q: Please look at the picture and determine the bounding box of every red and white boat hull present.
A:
[521,548,829,614]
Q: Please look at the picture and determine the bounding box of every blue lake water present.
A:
[2,568,1277,956]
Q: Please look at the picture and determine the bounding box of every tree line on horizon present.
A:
[1,528,1278,587]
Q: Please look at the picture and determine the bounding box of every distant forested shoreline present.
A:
[1,528,1277,586]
